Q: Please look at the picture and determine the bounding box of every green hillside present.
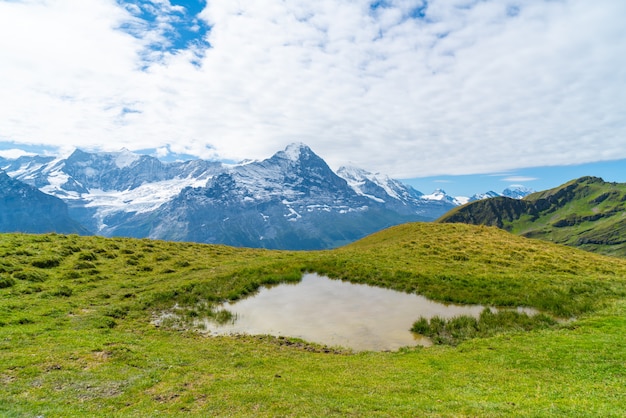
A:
[438,176,626,257]
[2,227,626,416]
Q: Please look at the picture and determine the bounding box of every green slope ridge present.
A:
[438,176,626,257]
[1,227,626,416]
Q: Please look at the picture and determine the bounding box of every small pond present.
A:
[198,273,496,351]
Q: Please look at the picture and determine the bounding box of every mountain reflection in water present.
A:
[201,273,488,351]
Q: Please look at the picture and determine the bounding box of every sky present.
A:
[0,0,625,196]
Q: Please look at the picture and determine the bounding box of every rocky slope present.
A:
[0,170,89,234]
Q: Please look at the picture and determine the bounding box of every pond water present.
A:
[199,273,491,351]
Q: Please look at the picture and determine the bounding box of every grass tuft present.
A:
[412,308,558,346]
[13,269,48,282]
[31,257,61,268]
[0,275,16,288]
[51,285,73,297]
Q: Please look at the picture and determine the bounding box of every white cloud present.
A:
[0,0,625,177]
[155,146,169,158]
[501,176,538,183]
[0,148,36,159]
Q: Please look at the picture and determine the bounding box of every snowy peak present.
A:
[502,185,534,199]
[62,148,150,190]
[268,143,331,176]
[469,191,501,202]
[265,143,321,170]
[336,165,369,180]
[337,166,423,204]
[468,186,534,202]
[277,142,312,161]
[0,155,55,177]
[211,144,352,203]
[421,189,462,205]
[64,148,140,169]
[115,148,141,169]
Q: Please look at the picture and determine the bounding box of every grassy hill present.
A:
[438,176,626,257]
[2,226,626,416]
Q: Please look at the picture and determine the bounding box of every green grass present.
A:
[2,225,626,416]
[411,308,558,346]
[439,176,626,257]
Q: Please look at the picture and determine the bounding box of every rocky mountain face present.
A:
[0,170,89,234]
[1,149,223,234]
[105,144,452,249]
[337,167,457,216]
[438,176,626,257]
[1,143,457,249]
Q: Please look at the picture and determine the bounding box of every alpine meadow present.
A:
[2,223,626,416]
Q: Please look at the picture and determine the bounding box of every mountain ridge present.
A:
[438,176,626,257]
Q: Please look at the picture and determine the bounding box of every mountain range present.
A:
[0,144,451,249]
[0,143,534,249]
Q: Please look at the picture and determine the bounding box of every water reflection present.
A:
[200,273,490,351]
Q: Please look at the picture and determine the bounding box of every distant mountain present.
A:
[1,143,456,249]
[336,166,455,218]
[465,186,534,203]
[438,176,626,257]
[468,191,501,202]
[421,189,465,205]
[0,170,89,234]
[502,185,535,199]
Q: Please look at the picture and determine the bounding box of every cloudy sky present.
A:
[1,0,625,195]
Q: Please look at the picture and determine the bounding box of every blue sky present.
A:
[0,0,625,196]
[116,0,210,66]
[404,158,626,197]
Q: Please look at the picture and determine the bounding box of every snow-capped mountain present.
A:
[337,166,422,204]
[421,189,464,206]
[502,185,534,199]
[0,143,456,249]
[2,149,222,233]
[104,143,457,249]
[462,187,534,204]
[468,191,502,203]
[336,166,455,218]
[0,144,537,249]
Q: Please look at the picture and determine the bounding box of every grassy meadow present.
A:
[2,223,626,416]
